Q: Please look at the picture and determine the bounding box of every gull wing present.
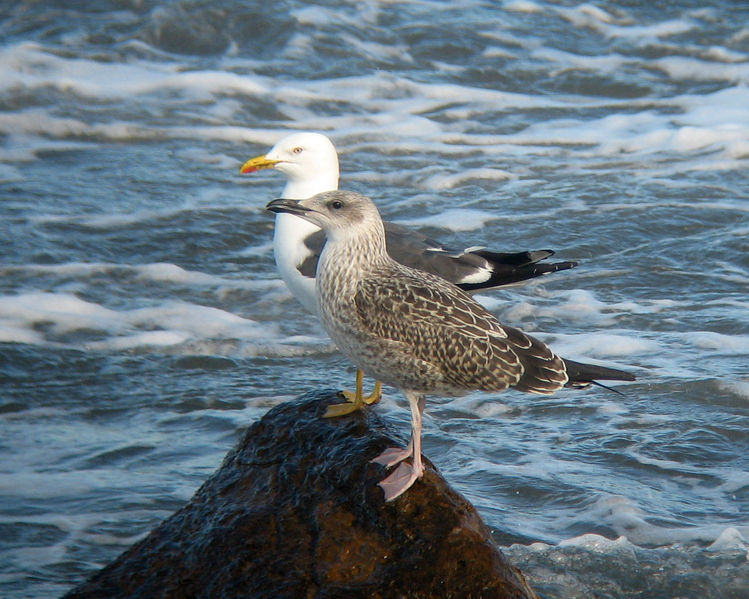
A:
[297,221,576,288]
[383,221,577,290]
[353,267,567,394]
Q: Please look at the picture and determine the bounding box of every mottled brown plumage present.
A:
[353,270,568,395]
[266,190,635,501]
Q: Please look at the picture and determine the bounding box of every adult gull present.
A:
[267,190,635,502]
[241,132,577,417]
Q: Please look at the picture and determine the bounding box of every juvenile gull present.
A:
[242,132,577,416]
[267,191,635,502]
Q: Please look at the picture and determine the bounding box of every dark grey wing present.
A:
[562,359,636,388]
[353,266,567,394]
[297,229,326,278]
[301,221,576,285]
[383,221,577,292]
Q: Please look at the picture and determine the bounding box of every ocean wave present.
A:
[0,291,278,351]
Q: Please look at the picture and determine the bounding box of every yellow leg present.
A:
[341,373,382,406]
[323,370,383,418]
[365,380,383,405]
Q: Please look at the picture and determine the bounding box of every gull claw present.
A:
[323,401,362,418]
[323,371,382,418]
[341,380,382,406]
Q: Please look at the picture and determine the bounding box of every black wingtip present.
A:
[472,249,556,267]
[562,358,636,392]
[534,260,580,275]
[457,259,579,292]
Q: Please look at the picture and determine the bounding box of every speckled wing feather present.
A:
[353,265,568,394]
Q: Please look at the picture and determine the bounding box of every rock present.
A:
[63,390,538,599]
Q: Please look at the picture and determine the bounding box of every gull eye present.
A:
[329,200,344,210]
[292,146,303,154]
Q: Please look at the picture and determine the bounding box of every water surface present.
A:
[1,1,748,597]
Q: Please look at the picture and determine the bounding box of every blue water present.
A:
[1,1,748,597]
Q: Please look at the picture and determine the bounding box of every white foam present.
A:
[127,302,264,339]
[718,380,749,400]
[133,263,253,288]
[720,471,749,497]
[606,19,695,40]
[2,36,748,182]
[0,262,279,291]
[685,331,749,354]
[88,330,190,350]
[547,331,655,360]
[0,42,267,100]
[0,107,288,150]
[445,394,514,418]
[559,533,634,553]
[704,45,749,63]
[0,292,118,333]
[135,263,221,285]
[654,57,749,84]
[725,140,749,159]
[0,108,89,139]
[503,0,543,14]
[532,47,628,75]
[291,3,380,28]
[396,208,496,232]
[303,71,556,115]
[0,323,43,345]
[492,300,537,323]
[677,86,749,129]
[525,526,746,563]
[708,527,748,552]
[538,289,679,323]
[0,291,273,351]
[481,46,517,60]
[237,241,276,258]
[627,450,697,474]
[423,168,516,191]
[556,3,693,41]
[436,85,745,167]
[582,494,749,547]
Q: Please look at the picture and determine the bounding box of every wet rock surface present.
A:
[64,390,537,599]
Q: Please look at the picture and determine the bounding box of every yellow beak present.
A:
[239,154,280,174]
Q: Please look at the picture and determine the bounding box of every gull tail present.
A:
[562,358,636,391]
[457,249,578,292]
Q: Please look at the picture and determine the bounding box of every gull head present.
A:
[239,132,340,197]
[266,190,383,243]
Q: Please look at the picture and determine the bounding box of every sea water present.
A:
[1,1,748,597]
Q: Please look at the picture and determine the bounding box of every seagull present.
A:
[267,190,635,502]
[241,132,577,417]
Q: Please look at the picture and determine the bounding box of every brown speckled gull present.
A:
[267,190,635,502]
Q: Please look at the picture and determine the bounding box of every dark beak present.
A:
[266,198,311,215]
